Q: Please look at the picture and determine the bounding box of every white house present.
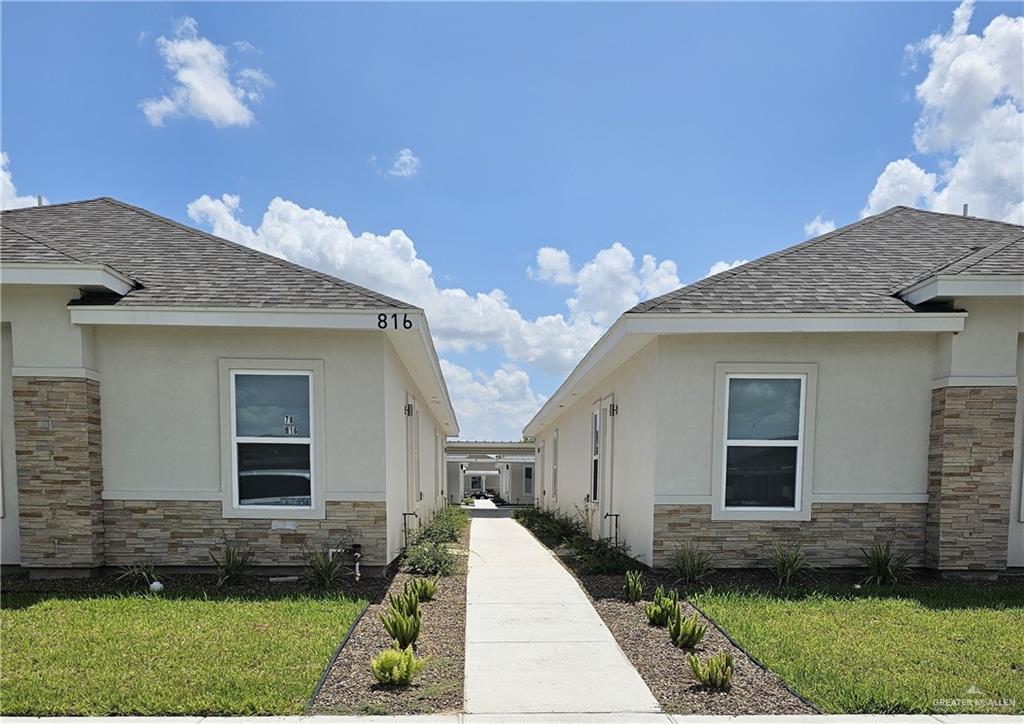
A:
[445,440,535,504]
[0,197,457,575]
[525,207,1023,573]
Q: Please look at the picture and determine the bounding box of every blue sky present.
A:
[3,1,1022,439]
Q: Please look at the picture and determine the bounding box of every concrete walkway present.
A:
[463,517,660,714]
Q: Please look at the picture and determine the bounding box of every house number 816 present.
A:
[378,313,413,330]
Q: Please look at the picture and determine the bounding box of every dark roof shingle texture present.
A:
[0,197,416,310]
[632,207,1023,315]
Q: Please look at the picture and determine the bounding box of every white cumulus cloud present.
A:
[706,259,748,277]
[531,243,681,325]
[803,214,837,238]
[389,148,421,178]
[140,17,273,128]
[1,153,46,210]
[186,193,606,375]
[439,360,546,441]
[862,1,1023,222]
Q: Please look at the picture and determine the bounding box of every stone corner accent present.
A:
[653,502,927,569]
[12,377,105,568]
[926,385,1016,571]
[102,499,388,567]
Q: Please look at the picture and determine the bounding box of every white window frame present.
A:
[230,369,315,511]
[524,465,534,495]
[219,359,326,520]
[551,429,559,501]
[711,363,817,522]
[590,407,600,503]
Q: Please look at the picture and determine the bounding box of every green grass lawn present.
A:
[1,591,365,715]
[693,584,1024,714]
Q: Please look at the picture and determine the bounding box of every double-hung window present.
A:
[231,370,314,509]
[524,466,534,495]
[590,410,600,502]
[722,374,805,510]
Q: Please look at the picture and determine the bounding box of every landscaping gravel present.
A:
[309,527,468,716]
[577,573,817,715]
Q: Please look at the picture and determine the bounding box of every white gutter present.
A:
[0,262,135,296]
[523,311,967,437]
[900,274,1024,305]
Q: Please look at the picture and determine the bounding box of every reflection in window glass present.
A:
[237,442,311,506]
[235,374,310,438]
[724,375,803,510]
[725,446,797,508]
[726,378,801,441]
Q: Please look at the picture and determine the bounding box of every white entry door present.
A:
[597,395,615,539]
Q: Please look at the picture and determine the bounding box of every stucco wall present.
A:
[94,326,389,503]
[654,333,935,502]
[534,340,658,563]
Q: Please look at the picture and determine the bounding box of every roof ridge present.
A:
[947,233,1024,275]
[99,197,419,310]
[890,204,1024,231]
[1,216,93,265]
[632,206,905,313]
[0,196,110,215]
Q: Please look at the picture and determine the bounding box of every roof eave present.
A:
[900,274,1024,305]
[0,261,135,296]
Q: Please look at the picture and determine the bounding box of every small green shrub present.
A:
[114,563,157,586]
[767,542,810,587]
[862,540,914,586]
[416,506,468,544]
[370,646,426,686]
[644,586,681,626]
[379,608,421,649]
[513,507,588,547]
[209,541,253,587]
[624,570,644,603]
[301,542,351,587]
[388,589,421,618]
[571,535,638,574]
[669,543,714,585]
[405,576,439,602]
[401,540,456,576]
[668,609,707,650]
[689,650,734,689]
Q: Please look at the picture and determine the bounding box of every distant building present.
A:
[446,441,535,505]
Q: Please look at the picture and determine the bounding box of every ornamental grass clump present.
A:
[405,576,439,602]
[370,646,426,686]
[669,543,715,586]
[209,541,253,587]
[115,563,157,587]
[301,542,351,588]
[624,570,644,603]
[689,650,734,690]
[861,540,914,586]
[668,609,708,650]
[767,542,811,587]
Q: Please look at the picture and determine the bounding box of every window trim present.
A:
[711,363,817,522]
[524,465,534,495]
[219,359,326,520]
[590,407,600,502]
[551,429,559,501]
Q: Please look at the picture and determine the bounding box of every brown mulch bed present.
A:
[574,572,816,715]
[308,526,468,716]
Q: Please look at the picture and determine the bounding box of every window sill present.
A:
[711,506,811,522]
[220,501,326,520]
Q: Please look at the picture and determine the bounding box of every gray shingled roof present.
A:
[0,197,417,310]
[632,207,1024,315]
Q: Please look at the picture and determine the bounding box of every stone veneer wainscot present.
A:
[102,500,388,567]
[12,377,105,568]
[652,502,927,568]
[926,385,1016,571]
